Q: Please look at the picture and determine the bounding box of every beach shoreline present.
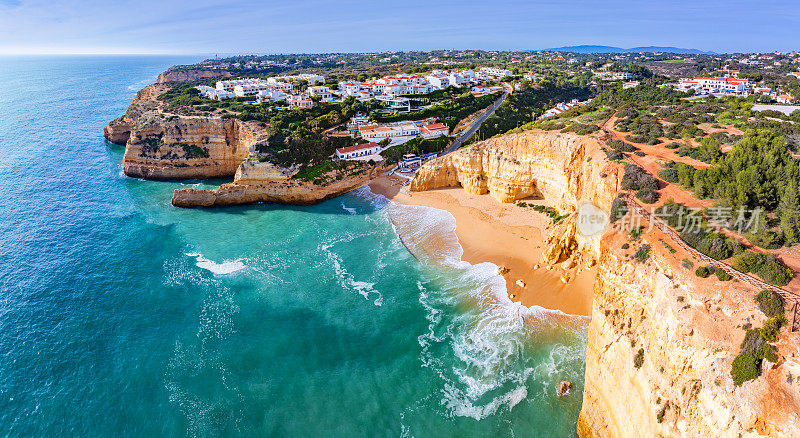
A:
[368,173,596,316]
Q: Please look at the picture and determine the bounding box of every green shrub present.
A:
[695,266,711,278]
[634,244,652,263]
[682,258,694,269]
[622,243,630,249]
[634,348,645,369]
[755,290,785,318]
[610,197,628,223]
[731,352,760,386]
[605,149,624,161]
[758,256,793,286]
[657,167,679,183]
[731,326,781,386]
[636,189,660,204]
[715,269,732,281]
[621,164,659,191]
[607,138,637,152]
[731,250,763,273]
[760,317,787,342]
[665,142,681,149]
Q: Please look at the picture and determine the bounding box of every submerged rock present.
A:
[557,381,572,396]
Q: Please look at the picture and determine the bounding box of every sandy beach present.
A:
[369,173,596,316]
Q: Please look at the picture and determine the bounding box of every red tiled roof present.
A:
[336,142,380,154]
[420,123,448,133]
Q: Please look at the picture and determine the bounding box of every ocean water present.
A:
[0,56,588,437]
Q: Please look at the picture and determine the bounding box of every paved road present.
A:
[441,83,512,155]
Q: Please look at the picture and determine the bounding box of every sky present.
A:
[0,0,798,55]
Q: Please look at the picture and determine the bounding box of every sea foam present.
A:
[362,185,587,421]
[186,252,246,275]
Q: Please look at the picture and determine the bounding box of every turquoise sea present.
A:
[0,56,588,437]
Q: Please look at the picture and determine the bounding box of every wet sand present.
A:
[369,173,596,316]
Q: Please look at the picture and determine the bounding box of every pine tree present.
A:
[779,183,800,245]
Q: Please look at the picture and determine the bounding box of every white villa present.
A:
[419,123,449,139]
[360,122,420,141]
[335,142,381,160]
[677,76,753,95]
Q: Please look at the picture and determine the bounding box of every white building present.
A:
[677,76,752,95]
[335,142,381,160]
[287,94,314,108]
[306,86,333,101]
[233,82,270,97]
[256,89,287,102]
[425,75,450,89]
[419,123,449,139]
[360,122,420,141]
[196,85,235,100]
[478,67,513,79]
[216,78,269,92]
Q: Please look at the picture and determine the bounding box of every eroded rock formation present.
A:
[171,160,376,207]
[106,82,373,205]
[578,235,800,437]
[409,130,800,437]
[411,131,622,262]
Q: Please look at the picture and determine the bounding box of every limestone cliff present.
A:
[157,69,231,83]
[172,159,377,207]
[107,83,375,205]
[410,131,622,262]
[578,232,800,437]
[121,116,256,179]
[409,130,800,436]
[104,84,258,179]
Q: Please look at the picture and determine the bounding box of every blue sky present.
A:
[0,0,798,54]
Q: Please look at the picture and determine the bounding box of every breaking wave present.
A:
[186,252,247,275]
[364,186,588,422]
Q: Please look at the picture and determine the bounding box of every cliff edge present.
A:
[409,130,800,437]
[171,159,377,207]
[105,83,372,205]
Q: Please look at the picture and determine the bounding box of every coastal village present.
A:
[104,48,800,437]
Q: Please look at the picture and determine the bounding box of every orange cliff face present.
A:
[410,130,622,264]
[408,130,800,437]
[578,229,800,438]
[103,84,256,180]
[105,82,380,206]
[171,159,378,207]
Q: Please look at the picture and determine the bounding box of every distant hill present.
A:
[542,45,715,55]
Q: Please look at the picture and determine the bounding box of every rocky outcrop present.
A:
[107,82,374,205]
[105,84,257,179]
[121,116,256,179]
[409,129,800,436]
[411,131,622,261]
[577,235,800,437]
[172,160,377,207]
[157,69,231,83]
